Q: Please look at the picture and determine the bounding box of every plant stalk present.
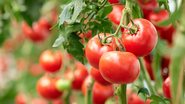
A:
[139,58,156,95]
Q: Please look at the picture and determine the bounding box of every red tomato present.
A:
[99,51,140,84]
[127,89,151,104]
[82,77,114,104]
[32,22,48,41]
[128,93,146,104]
[71,62,88,90]
[90,67,111,85]
[39,50,62,73]
[79,31,92,39]
[108,5,124,25]
[22,22,45,42]
[15,93,27,104]
[163,77,171,98]
[108,0,119,4]
[85,33,113,69]
[37,76,63,100]
[144,55,154,80]
[161,57,170,80]
[38,18,51,31]
[122,18,158,57]
[137,0,158,18]
[148,10,175,44]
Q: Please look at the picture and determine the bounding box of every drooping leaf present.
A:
[138,87,150,96]
[52,35,65,47]
[63,33,84,63]
[149,95,170,104]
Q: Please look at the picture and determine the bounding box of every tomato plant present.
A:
[0,0,184,104]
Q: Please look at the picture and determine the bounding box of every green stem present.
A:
[139,58,156,95]
[85,79,94,104]
[118,84,127,104]
[65,90,71,104]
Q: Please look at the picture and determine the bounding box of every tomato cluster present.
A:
[36,50,63,100]
[22,18,51,42]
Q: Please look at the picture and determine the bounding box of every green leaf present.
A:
[52,35,65,47]
[132,3,143,18]
[98,5,112,18]
[59,0,84,26]
[138,87,150,96]
[149,95,170,104]
[63,33,84,63]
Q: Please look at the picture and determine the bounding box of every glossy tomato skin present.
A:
[108,0,119,4]
[99,51,140,84]
[108,5,124,25]
[82,77,114,104]
[137,0,158,18]
[37,76,63,100]
[72,62,88,90]
[148,10,175,44]
[122,19,158,57]
[163,77,171,98]
[85,33,113,69]
[90,67,111,86]
[39,50,62,73]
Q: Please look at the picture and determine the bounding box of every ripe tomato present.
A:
[90,67,111,85]
[137,0,158,18]
[148,10,175,44]
[38,18,51,31]
[99,51,140,84]
[163,77,171,98]
[22,22,45,42]
[108,0,119,4]
[39,50,62,73]
[127,89,151,104]
[79,31,92,39]
[66,62,88,90]
[82,77,114,104]
[32,22,48,41]
[85,33,113,69]
[122,18,158,57]
[37,76,63,100]
[108,5,124,25]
